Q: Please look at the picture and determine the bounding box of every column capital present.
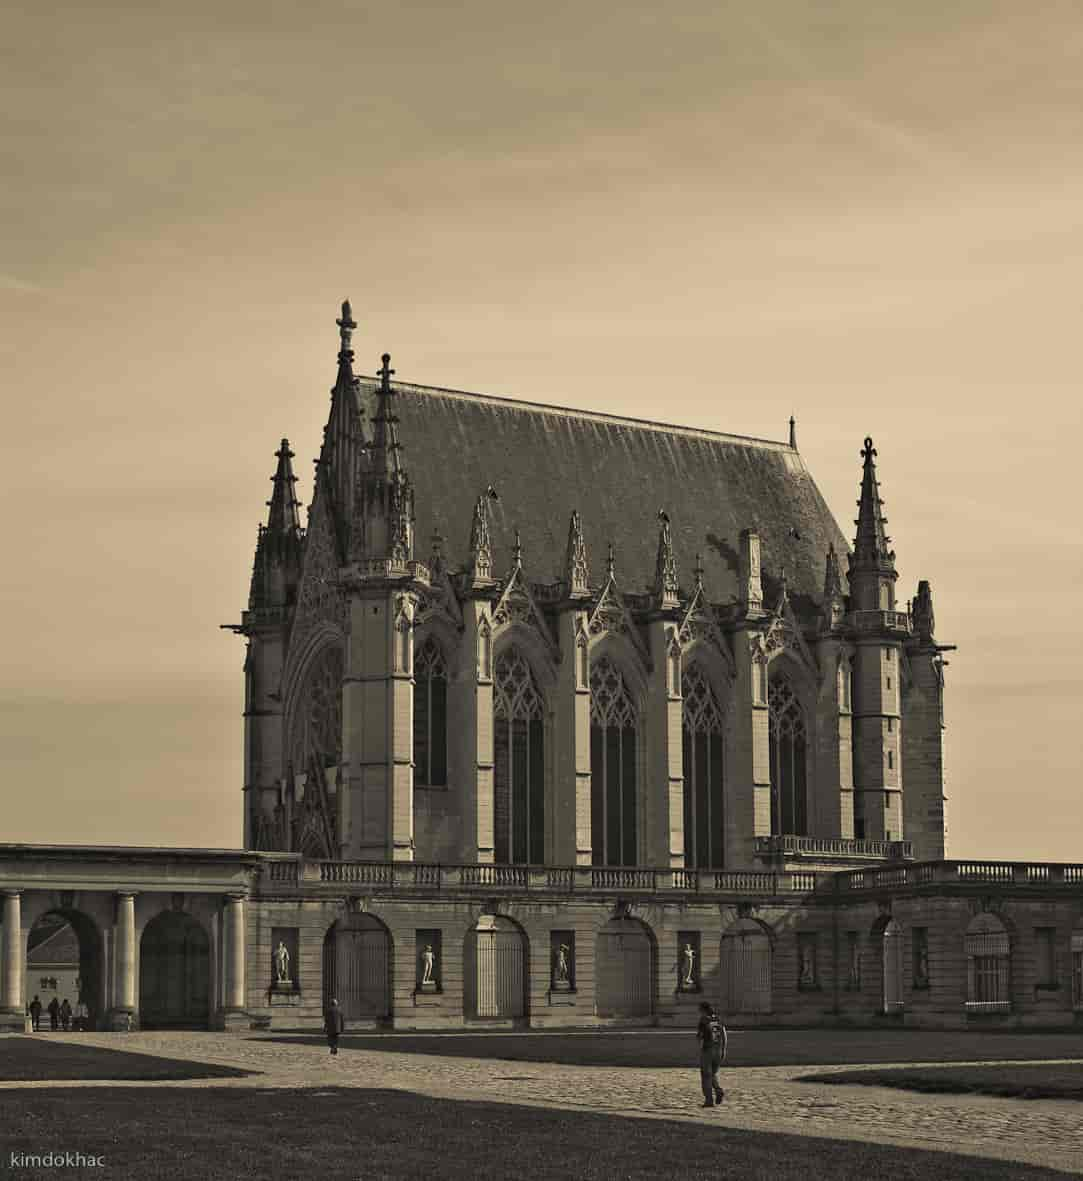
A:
[2,889,21,899]
[114,890,137,900]
[224,891,248,904]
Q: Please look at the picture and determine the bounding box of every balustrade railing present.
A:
[260,857,1083,897]
[847,609,912,634]
[755,835,912,860]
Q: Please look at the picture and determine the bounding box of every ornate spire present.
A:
[467,490,495,586]
[606,541,616,582]
[653,512,679,610]
[563,510,590,597]
[248,438,304,611]
[322,300,365,544]
[512,529,523,570]
[266,438,302,536]
[369,352,401,475]
[851,436,895,571]
[693,552,705,593]
[429,529,445,576]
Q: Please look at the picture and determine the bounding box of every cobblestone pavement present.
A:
[4,1032,1082,1176]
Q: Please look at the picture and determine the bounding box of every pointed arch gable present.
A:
[492,623,558,696]
[587,632,649,711]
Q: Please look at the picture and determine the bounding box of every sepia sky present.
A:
[2,1,1080,860]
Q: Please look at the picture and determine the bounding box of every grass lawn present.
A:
[1,1087,1075,1181]
[0,1039,253,1082]
[798,1062,1083,1101]
[266,1027,1083,1069]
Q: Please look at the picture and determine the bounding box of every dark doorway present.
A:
[139,911,210,1029]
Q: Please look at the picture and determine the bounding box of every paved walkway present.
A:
[5,1032,1082,1176]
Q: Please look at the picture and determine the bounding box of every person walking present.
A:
[47,996,60,1031]
[324,997,345,1055]
[696,1001,727,1108]
[59,998,72,1032]
[28,995,42,1031]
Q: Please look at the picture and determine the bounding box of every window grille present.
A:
[413,640,448,786]
[681,665,724,868]
[590,659,638,866]
[768,675,807,835]
[965,920,1011,1012]
[493,648,545,864]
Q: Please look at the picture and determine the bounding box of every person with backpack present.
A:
[696,1001,727,1108]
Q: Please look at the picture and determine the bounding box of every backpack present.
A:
[706,1016,724,1046]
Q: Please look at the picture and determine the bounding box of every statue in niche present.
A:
[915,942,930,987]
[421,944,436,985]
[555,944,570,983]
[799,944,815,986]
[274,941,291,985]
[849,941,861,988]
[681,943,697,988]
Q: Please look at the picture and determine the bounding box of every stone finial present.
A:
[820,543,846,633]
[605,541,615,582]
[693,552,705,593]
[336,299,356,358]
[429,529,445,576]
[512,529,523,570]
[789,415,797,450]
[851,435,895,570]
[653,512,679,610]
[563,510,590,597]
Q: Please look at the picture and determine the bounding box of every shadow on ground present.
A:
[1,1087,1074,1181]
[263,1028,1083,1069]
[798,1063,1083,1101]
[0,1039,254,1082]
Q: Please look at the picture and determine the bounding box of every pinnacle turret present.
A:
[820,543,846,633]
[653,512,679,610]
[369,352,402,476]
[321,300,365,545]
[563,510,590,597]
[848,436,898,612]
[248,438,304,611]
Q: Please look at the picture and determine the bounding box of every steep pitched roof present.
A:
[352,378,849,611]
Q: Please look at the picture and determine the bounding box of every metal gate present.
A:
[595,923,653,1017]
[882,919,903,1013]
[465,919,525,1019]
[323,924,389,1021]
[721,929,771,1014]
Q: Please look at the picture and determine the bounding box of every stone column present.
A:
[646,619,684,868]
[460,598,496,863]
[110,892,136,1029]
[553,608,592,865]
[1,891,23,1028]
[222,894,247,1016]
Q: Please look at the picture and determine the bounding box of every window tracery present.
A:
[289,645,344,773]
[414,639,448,787]
[493,648,545,863]
[590,658,638,866]
[768,674,807,836]
[682,665,725,868]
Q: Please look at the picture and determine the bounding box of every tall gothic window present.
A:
[493,648,545,864]
[590,659,638,866]
[414,640,448,787]
[290,645,344,772]
[768,674,807,835]
[682,666,725,868]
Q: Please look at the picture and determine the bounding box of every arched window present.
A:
[965,913,1011,1013]
[414,640,448,787]
[493,648,545,864]
[290,645,343,772]
[590,658,638,866]
[768,674,807,836]
[682,666,724,868]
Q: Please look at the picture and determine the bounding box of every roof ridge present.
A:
[355,376,798,453]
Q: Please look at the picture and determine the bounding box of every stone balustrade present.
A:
[754,835,913,861]
[846,609,912,634]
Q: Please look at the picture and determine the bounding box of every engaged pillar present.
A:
[1,891,24,1030]
[218,893,248,1031]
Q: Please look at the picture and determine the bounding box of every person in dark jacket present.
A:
[47,996,60,1031]
[28,996,42,1031]
[324,997,345,1055]
[59,998,72,1031]
[696,1001,727,1108]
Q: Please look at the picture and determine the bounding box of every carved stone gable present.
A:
[588,573,649,663]
[763,595,816,674]
[416,560,463,629]
[678,582,732,672]
[492,565,556,652]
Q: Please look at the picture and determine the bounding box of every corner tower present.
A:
[339,349,430,860]
[847,438,909,842]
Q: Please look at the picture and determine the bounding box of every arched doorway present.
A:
[25,910,103,1031]
[323,915,390,1022]
[721,921,772,1015]
[880,918,904,1014]
[463,915,527,1021]
[139,911,210,1029]
[595,917,654,1018]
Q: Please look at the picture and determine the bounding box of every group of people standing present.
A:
[27,995,89,1032]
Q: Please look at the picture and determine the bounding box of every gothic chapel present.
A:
[6,300,1082,1036]
[238,302,948,873]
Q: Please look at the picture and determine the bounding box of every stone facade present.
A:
[0,303,1077,1034]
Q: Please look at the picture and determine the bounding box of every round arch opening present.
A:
[139,911,210,1030]
[26,909,103,1031]
[595,916,655,1019]
[323,914,391,1023]
[720,921,772,1016]
[463,914,528,1022]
